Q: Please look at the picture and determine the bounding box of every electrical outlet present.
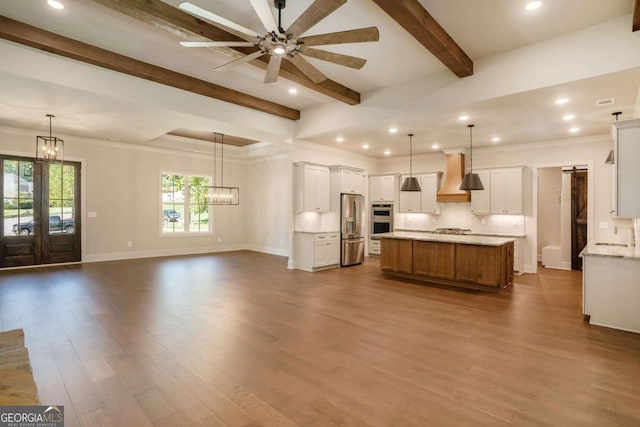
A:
[217,237,222,242]
[127,241,133,248]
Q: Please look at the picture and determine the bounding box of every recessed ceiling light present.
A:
[555,98,569,105]
[491,137,501,143]
[569,127,580,133]
[288,88,298,95]
[431,144,439,149]
[388,127,398,134]
[562,114,575,121]
[525,1,542,11]
[458,115,469,121]
[362,144,369,149]
[336,136,344,143]
[47,0,64,9]
[384,150,391,156]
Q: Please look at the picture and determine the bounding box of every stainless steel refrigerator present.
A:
[341,193,365,266]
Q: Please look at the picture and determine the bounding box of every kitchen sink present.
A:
[595,242,628,247]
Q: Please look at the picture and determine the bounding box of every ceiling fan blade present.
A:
[298,27,380,46]
[286,55,327,83]
[249,0,278,32]
[215,50,265,72]
[264,54,282,83]
[178,2,260,42]
[302,48,366,70]
[286,0,346,37]
[180,41,255,47]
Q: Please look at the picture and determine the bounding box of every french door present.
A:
[0,155,81,267]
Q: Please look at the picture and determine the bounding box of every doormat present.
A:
[0,329,40,405]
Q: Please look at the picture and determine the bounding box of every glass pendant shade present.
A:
[401,133,422,192]
[459,123,484,191]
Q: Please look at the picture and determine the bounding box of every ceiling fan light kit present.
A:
[177,0,379,84]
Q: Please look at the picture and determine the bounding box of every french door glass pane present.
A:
[3,160,34,236]
[49,163,76,235]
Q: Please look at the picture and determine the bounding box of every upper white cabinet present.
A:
[294,163,330,213]
[332,166,364,195]
[399,175,421,213]
[420,172,442,214]
[370,174,397,202]
[470,169,491,215]
[398,172,442,214]
[490,167,524,215]
[613,119,640,218]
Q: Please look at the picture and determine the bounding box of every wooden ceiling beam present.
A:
[371,0,473,78]
[633,0,640,32]
[0,15,299,120]
[92,0,361,105]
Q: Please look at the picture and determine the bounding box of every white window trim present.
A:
[160,170,214,236]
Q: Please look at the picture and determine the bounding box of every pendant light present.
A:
[36,114,64,162]
[196,133,239,205]
[401,133,421,191]
[605,112,621,165]
[460,124,484,191]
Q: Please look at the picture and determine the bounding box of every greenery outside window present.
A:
[161,172,211,234]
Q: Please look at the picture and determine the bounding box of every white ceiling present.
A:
[0,0,637,157]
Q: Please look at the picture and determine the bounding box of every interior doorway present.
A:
[0,155,81,268]
[536,164,589,271]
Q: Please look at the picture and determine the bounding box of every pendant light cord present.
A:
[408,133,414,177]
[468,124,475,172]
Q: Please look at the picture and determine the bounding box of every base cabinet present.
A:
[380,238,412,273]
[455,244,512,287]
[412,241,455,279]
[294,232,340,272]
[381,238,514,292]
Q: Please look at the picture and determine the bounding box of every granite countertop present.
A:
[580,244,640,260]
[378,231,515,246]
[395,229,526,238]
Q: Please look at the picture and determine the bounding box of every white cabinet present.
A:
[399,173,442,214]
[470,169,491,215]
[295,163,330,213]
[332,167,364,195]
[490,168,524,215]
[370,175,397,202]
[399,175,421,213]
[613,119,640,218]
[420,172,442,214]
[294,232,340,272]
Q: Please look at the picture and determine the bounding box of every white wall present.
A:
[537,167,562,255]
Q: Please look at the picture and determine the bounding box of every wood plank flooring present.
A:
[1,251,639,426]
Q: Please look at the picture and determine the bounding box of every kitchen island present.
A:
[581,243,640,333]
[379,232,515,292]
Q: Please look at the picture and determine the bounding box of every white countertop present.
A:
[294,230,339,234]
[580,244,640,260]
[378,231,515,246]
[395,229,526,238]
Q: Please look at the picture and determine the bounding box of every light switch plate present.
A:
[88,211,97,218]
[599,221,609,229]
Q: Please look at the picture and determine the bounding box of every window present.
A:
[161,172,211,234]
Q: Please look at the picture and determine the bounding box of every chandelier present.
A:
[36,114,64,162]
[196,133,239,205]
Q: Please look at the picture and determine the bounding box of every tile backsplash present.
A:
[394,203,525,235]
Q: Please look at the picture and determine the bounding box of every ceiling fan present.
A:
[177,0,379,84]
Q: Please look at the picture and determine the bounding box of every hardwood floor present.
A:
[1,252,639,426]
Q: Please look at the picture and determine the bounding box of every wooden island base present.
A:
[381,237,514,293]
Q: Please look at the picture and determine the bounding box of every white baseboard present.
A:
[244,244,289,257]
[84,244,246,263]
